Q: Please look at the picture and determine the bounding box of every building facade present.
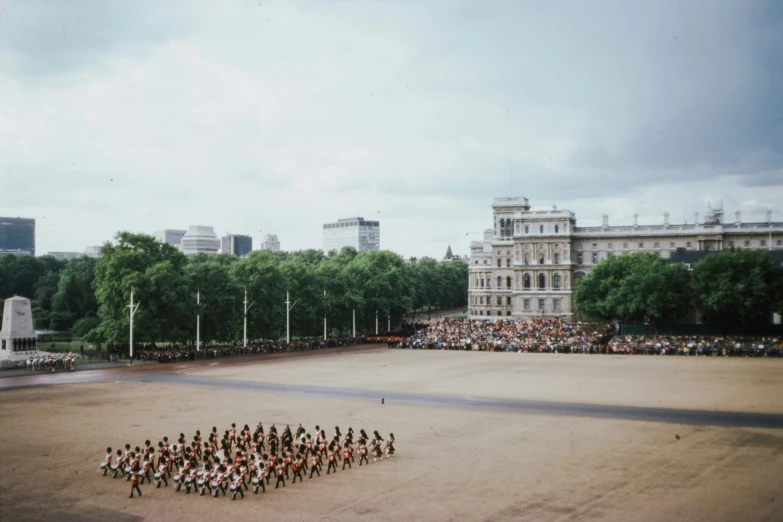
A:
[83,246,102,258]
[154,229,187,248]
[221,234,253,256]
[260,234,281,252]
[181,226,221,255]
[323,217,380,252]
[0,217,35,256]
[468,198,783,320]
[47,252,82,260]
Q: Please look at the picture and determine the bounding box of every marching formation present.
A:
[99,421,396,499]
[25,352,78,372]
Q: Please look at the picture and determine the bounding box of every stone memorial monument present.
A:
[0,296,38,362]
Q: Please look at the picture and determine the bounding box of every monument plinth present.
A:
[0,296,39,361]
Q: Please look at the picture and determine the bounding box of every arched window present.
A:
[506,259,511,267]
[540,225,544,234]
[497,259,501,268]
[553,274,561,289]
[499,219,505,237]
[538,273,546,289]
[539,254,544,264]
[554,253,560,264]
[555,224,559,233]
[525,225,529,234]
[577,254,583,264]
[506,276,512,288]
[592,253,599,264]
[497,276,502,288]
[480,278,484,288]
[523,274,531,289]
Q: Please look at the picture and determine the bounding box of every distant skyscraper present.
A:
[260,234,281,252]
[0,217,35,256]
[323,217,380,252]
[221,234,253,256]
[83,246,102,258]
[181,226,221,255]
[154,229,187,248]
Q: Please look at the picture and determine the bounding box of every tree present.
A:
[89,232,192,344]
[49,257,98,331]
[692,250,783,324]
[186,260,240,343]
[573,253,691,323]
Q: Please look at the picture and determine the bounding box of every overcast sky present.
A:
[1,0,782,258]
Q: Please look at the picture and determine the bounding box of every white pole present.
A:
[323,289,327,341]
[388,314,390,333]
[375,309,379,335]
[352,308,356,338]
[196,288,200,352]
[286,291,290,344]
[129,289,134,363]
[243,288,248,348]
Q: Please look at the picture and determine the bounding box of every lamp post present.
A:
[243,288,254,348]
[196,288,200,352]
[128,288,140,364]
[285,291,299,344]
[323,288,327,341]
[352,308,356,338]
[375,309,379,335]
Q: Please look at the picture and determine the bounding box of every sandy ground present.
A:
[189,349,783,414]
[1,351,782,522]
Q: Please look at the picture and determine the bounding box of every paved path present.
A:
[2,345,782,430]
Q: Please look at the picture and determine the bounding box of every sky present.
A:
[1,0,782,259]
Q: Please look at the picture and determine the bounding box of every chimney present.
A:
[602,214,608,228]
[633,214,638,227]
[664,212,670,226]
[767,209,772,222]
[735,211,741,224]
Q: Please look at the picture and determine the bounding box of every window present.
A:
[506,277,512,288]
[592,243,598,249]
[497,276,502,288]
[744,240,750,247]
[497,296,502,306]
[577,254,583,264]
[761,240,767,247]
[524,298,531,310]
[480,279,484,288]
[479,310,483,316]
[539,254,544,264]
[686,242,692,248]
[554,298,560,310]
[525,254,530,264]
[506,311,511,316]
[506,296,511,305]
[554,253,560,264]
[506,250,511,255]
[506,259,511,267]
[555,224,559,233]
[728,241,734,248]
[479,296,483,304]
[525,225,529,234]
[538,273,546,289]
[475,260,478,265]
[484,259,488,265]
[497,259,501,268]
[638,242,644,248]
[778,240,782,246]
[623,242,628,248]
[654,242,660,248]
[607,243,613,249]
[553,274,561,289]
[487,279,491,288]
[592,253,598,264]
[670,242,675,247]
[538,299,545,310]
[523,274,531,289]
[540,225,544,234]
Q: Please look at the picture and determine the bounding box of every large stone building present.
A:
[468,197,783,320]
[260,234,281,252]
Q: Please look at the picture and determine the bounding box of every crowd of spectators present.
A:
[404,319,614,353]
[129,336,372,363]
[608,335,783,357]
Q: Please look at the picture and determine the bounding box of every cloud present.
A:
[1,0,781,258]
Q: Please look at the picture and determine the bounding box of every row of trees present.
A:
[573,250,783,324]
[0,233,469,344]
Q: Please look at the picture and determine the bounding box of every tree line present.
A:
[0,232,468,344]
[573,250,783,325]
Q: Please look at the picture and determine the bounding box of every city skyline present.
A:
[2,0,781,258]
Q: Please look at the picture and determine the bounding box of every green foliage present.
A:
[692,249,783,323]
[0,254,65,328]
[574,253,691,323]
[50,257,98,330]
